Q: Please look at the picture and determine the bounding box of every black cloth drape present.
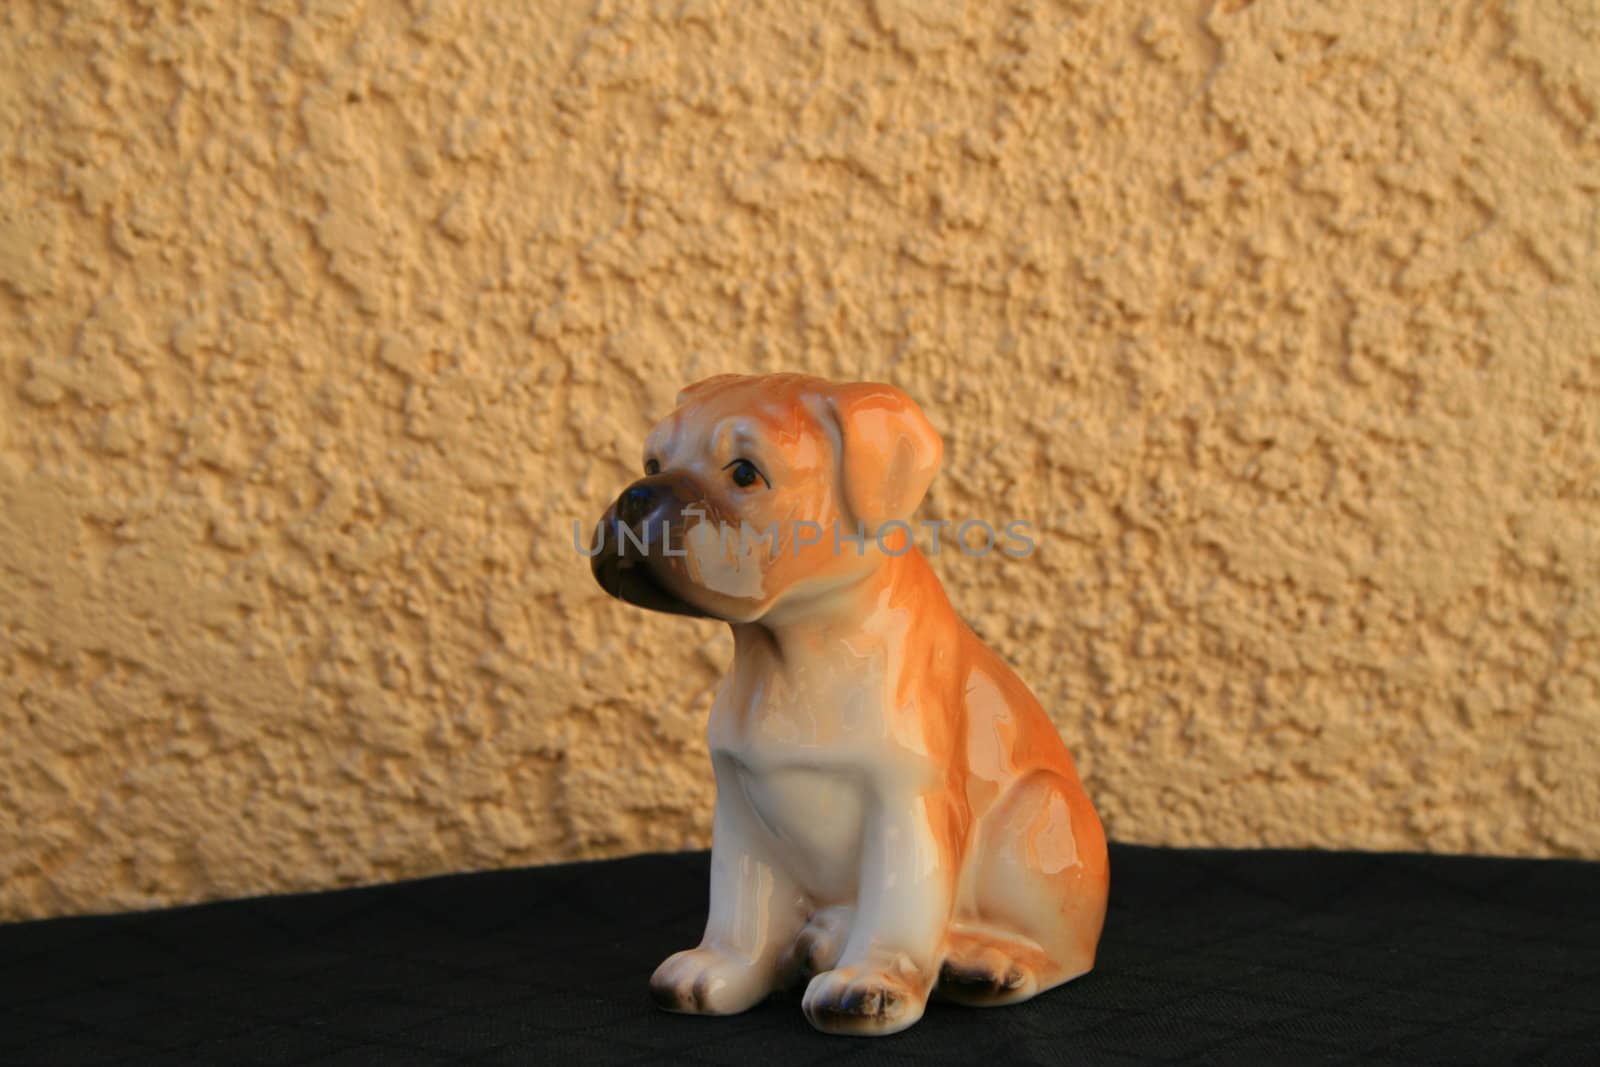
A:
[3,844,1596,1065]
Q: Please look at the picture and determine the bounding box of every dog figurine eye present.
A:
[723,458,767,489]
[644,458,660,476]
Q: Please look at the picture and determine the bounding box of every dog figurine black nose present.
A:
[617,483,655,527]
[591,472,710,619]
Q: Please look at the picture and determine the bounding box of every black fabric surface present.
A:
[3,845,1597,1066]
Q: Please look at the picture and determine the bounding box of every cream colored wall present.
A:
[1,0,1595,922]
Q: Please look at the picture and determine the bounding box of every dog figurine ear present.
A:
[823,381,943,536]
[676,374,745,408]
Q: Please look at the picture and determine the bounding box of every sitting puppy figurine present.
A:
[591,373,1108,1036]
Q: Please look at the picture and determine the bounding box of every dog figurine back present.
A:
[591,373,1108,1036]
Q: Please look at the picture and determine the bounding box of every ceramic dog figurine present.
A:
[590,373,1108,1036]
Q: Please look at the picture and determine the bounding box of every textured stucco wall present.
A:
[1,0,1596,922]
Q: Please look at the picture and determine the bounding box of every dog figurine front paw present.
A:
[591,373,1109,1036]
[650,945,773,1016]
[801,959,927,1036]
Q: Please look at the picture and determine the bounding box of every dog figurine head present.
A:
[590,373,943,624]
